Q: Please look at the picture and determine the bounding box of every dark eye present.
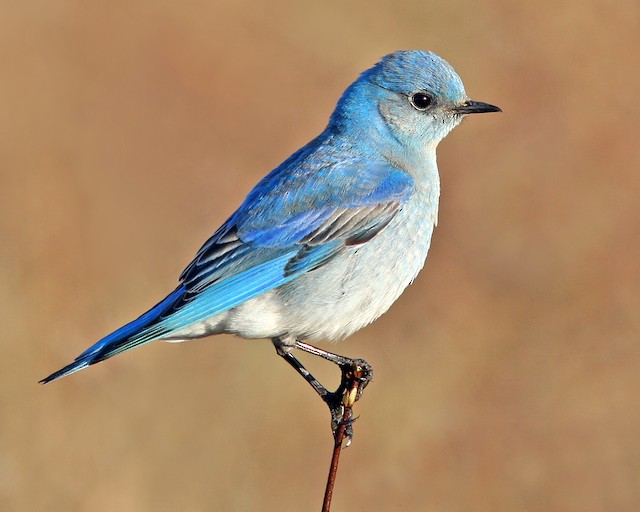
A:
[410,92,433,111]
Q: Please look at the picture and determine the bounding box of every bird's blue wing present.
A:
[144,160,414,342]
[179,159,413,289]
[40,159,413,382]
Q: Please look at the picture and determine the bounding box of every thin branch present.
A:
[322,404,352,512]
[321,362,372,512]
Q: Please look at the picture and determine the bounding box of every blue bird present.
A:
[41,50,499,428]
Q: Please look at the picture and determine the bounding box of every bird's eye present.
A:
[410,92,433,111]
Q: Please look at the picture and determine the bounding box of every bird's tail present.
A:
[39,286,185,384]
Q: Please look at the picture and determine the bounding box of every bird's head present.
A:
[329,50,500,157]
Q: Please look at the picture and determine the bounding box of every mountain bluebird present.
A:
[41,50,499,427]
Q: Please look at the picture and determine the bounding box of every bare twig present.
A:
[321,362,372,512]
[322,402,352,512]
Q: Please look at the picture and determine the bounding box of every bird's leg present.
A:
[272,338,373,443]
[273,341,331,398]
[293,341,373,403]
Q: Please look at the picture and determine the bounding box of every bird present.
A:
[41,50,500,425]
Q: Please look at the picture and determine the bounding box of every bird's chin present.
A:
[434,115,464,139]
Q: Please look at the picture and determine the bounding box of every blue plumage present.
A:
[40,50,499,384]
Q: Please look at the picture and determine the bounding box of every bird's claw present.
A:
[343,359,373,406]
[325,359,373,444]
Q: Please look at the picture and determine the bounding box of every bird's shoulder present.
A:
[237,134,414,221]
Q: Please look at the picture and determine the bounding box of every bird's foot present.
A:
[324,359,373,445]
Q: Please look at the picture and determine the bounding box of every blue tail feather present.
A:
[39,286,185,384]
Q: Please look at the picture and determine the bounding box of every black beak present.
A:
[453,100,501,115]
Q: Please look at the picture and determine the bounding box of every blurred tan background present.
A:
[2,1,639,511]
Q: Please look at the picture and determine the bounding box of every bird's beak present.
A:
[452,100,501,115]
